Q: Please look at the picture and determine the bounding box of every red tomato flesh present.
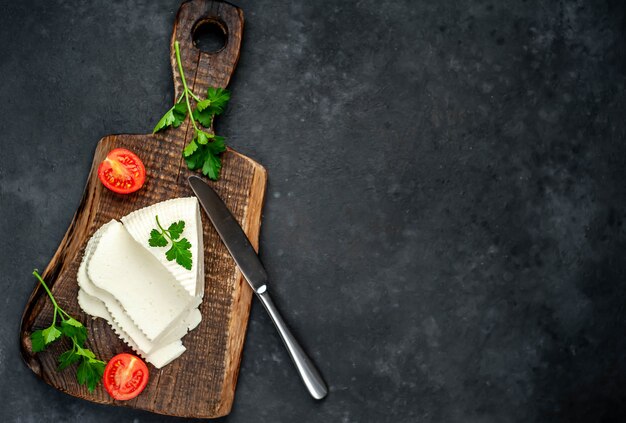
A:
[103,353,149,401]
[97,148,146,194]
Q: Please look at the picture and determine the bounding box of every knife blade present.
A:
[188,175,328,400]
[188,176,268,292]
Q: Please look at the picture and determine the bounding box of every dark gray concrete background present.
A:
[1,0,625,422]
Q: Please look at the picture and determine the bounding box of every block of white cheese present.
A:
[76,197,205,368]
[87,220,194,341]
[78,220,200,342]
[122,197,205,298]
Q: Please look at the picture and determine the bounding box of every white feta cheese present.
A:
[87,220,193,341]
[75,197,207,368]
[121,197,205,298]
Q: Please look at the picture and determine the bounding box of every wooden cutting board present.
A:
[19,0,266,418]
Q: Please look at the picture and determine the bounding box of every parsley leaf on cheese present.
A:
[150,216,193,270]
[29,270,106,392]
[168,221,185,240]
[148,228,168,247]
[152,41,231,180]
[166,237,193,270]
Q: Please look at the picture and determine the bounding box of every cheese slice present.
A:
[87,220,193,341]
[108,300,200,354]
[105,315,187,369]
[121,197,205,298]
[78,221,158,352]
[77,289,109,320]
[107,311,187,369]
[78,287,185,368]
[148,341,186,368]
[77,223,182,354]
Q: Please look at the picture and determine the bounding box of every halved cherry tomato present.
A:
[103,353,149,401]
[97,148,146,194]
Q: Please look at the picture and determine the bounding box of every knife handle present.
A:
[257,288,328,400]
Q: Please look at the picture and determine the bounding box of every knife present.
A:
[188,175,328,400]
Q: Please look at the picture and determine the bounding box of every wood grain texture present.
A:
[19,0,266,418]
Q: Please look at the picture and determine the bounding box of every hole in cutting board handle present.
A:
[193,19,227,53]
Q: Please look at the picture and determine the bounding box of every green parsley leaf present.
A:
[63,317,83,327]
[183,140,225,181]
[148,228,168,247]
[57,349,81,370]
[29,270,107,392]
[165,237,193,270]
[195,98,211,112]
[202,150,222,180]
[88,359,106,392]
[168,221,185,240]
[75,346,96,359]
[184,145,203,170]
[196,130,212,145]
[207,135,226,154]
[77,358,106,393]
[149,216,193,269]
[172,101,188,124]
[61,319,87,347]
[76,359,91,386]
[30,330,46,353]
[196,88,230,117]
[152,98,188,133]
[43,325,62,345]
[183,139,199,157]
[151,41,232,180]
[192,107,213,127]
[204,87,230,115]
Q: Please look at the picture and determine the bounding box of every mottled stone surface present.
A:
[1,0,625,422]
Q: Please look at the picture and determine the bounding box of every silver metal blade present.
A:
[188,175,268,292]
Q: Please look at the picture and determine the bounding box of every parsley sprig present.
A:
[153,40,231,180]
[30,270,106,392]
[148,215,193,270]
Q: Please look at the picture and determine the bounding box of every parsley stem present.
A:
[189,91,201,102]
[155,215,173,243]
[32,270,64,316]
[174,40,198,131]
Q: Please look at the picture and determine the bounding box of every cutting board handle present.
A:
[171,0,244,100]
